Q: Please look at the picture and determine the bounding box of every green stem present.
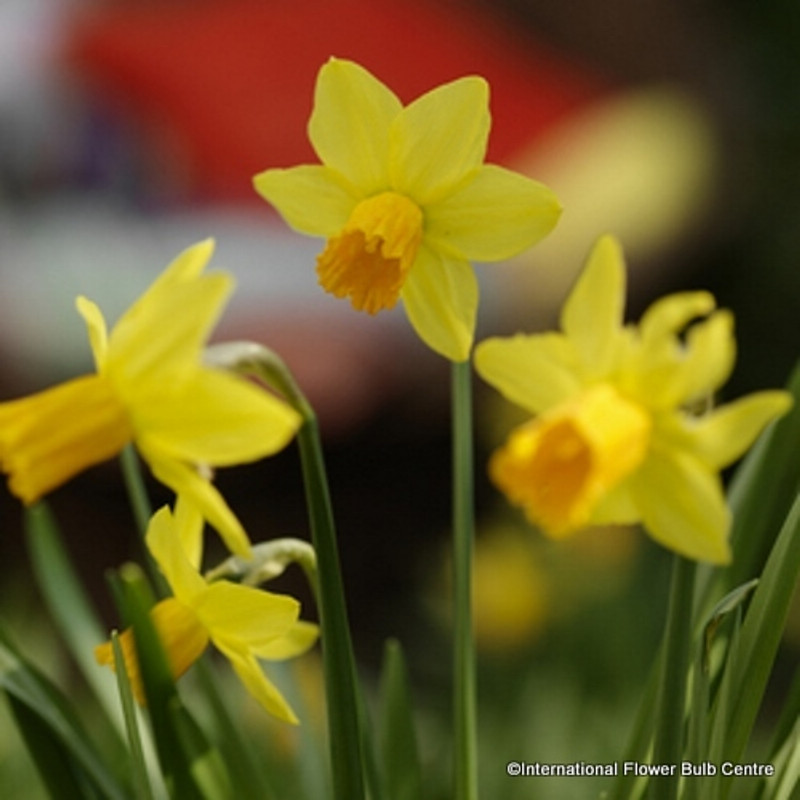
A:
[649,554,696,800]
[296,414,365,797]
[207,342,365,800]
[452,360,478,800]
[119,444,152,536]
[118,444,168,596]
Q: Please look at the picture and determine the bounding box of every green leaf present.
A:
[378,639,422,800]
[711,491,800,795]
[112,564,208,800]
[0,624,129,800]
[6,692,103,800]
[111,632,155,800]
[192,657,280,799]
[24,503,123,729]
[695,361,800,618]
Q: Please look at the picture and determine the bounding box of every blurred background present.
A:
[1,0,800,796]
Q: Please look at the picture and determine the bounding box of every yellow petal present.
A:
[639,290,715,345]
[250,620,320,660]
[141,446,252,558]
[109,272,233,391]
[214,640,300,724]
[425,165,561,261]
[400,244,477,362]
[196,581,300,648]
[145,505,207,603]
[0,374,132,504]
[173,494,206,571]
[75,296,109,371]
[630,447,731,564]
[673,391,793,470]
[561,235,626,374]
[134,368,301,466]
[474,334,582,415]
[389,76,490,204]
[676,310,735,402]
[116,239,215,340]
[309,58,400,193]
[253,164,358,237]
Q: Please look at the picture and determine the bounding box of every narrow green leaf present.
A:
[705,617,741,800]
[379,639,422,800]
[711,492,800,795]
[168,700,232,800]
[726,362,800,581]
[192,657,279,799]
[112,564,205,800]
[695,361,800,619]
[761,720,800,800]
[5,692,103,800]
[761,669,800,769]
[111,632,155,800]
[24,502,122,728]
[0,625,129,800]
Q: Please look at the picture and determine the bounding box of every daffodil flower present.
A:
[0,240,301,556]
[254,58,561,362]
[475,235,792,563]
[95,504,318,724]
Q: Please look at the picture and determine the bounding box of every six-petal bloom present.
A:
[95,503,318,723]
[0,239,301,556]
[475,235,792,564]
[254,57,561,362]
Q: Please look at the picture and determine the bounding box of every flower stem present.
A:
[649,554,695,800]
[206,342,365,800]
[119,444,152,536]
[452,360,478,800]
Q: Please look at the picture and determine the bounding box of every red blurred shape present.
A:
[66,0,605,202]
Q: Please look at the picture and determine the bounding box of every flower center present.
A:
[0,374,134,504]
[490,384,651,535]
[316,191,424,314]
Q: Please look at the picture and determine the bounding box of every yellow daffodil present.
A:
[254,57,561,362]
[95,504,319,724]
[0,240,301,556]
[475,235,792,563]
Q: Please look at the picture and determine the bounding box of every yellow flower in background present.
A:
[0,240,301,557]
[95,505,318,724]
[475,235,792,564]
[254,58,561,362]
[472,527,548,653]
